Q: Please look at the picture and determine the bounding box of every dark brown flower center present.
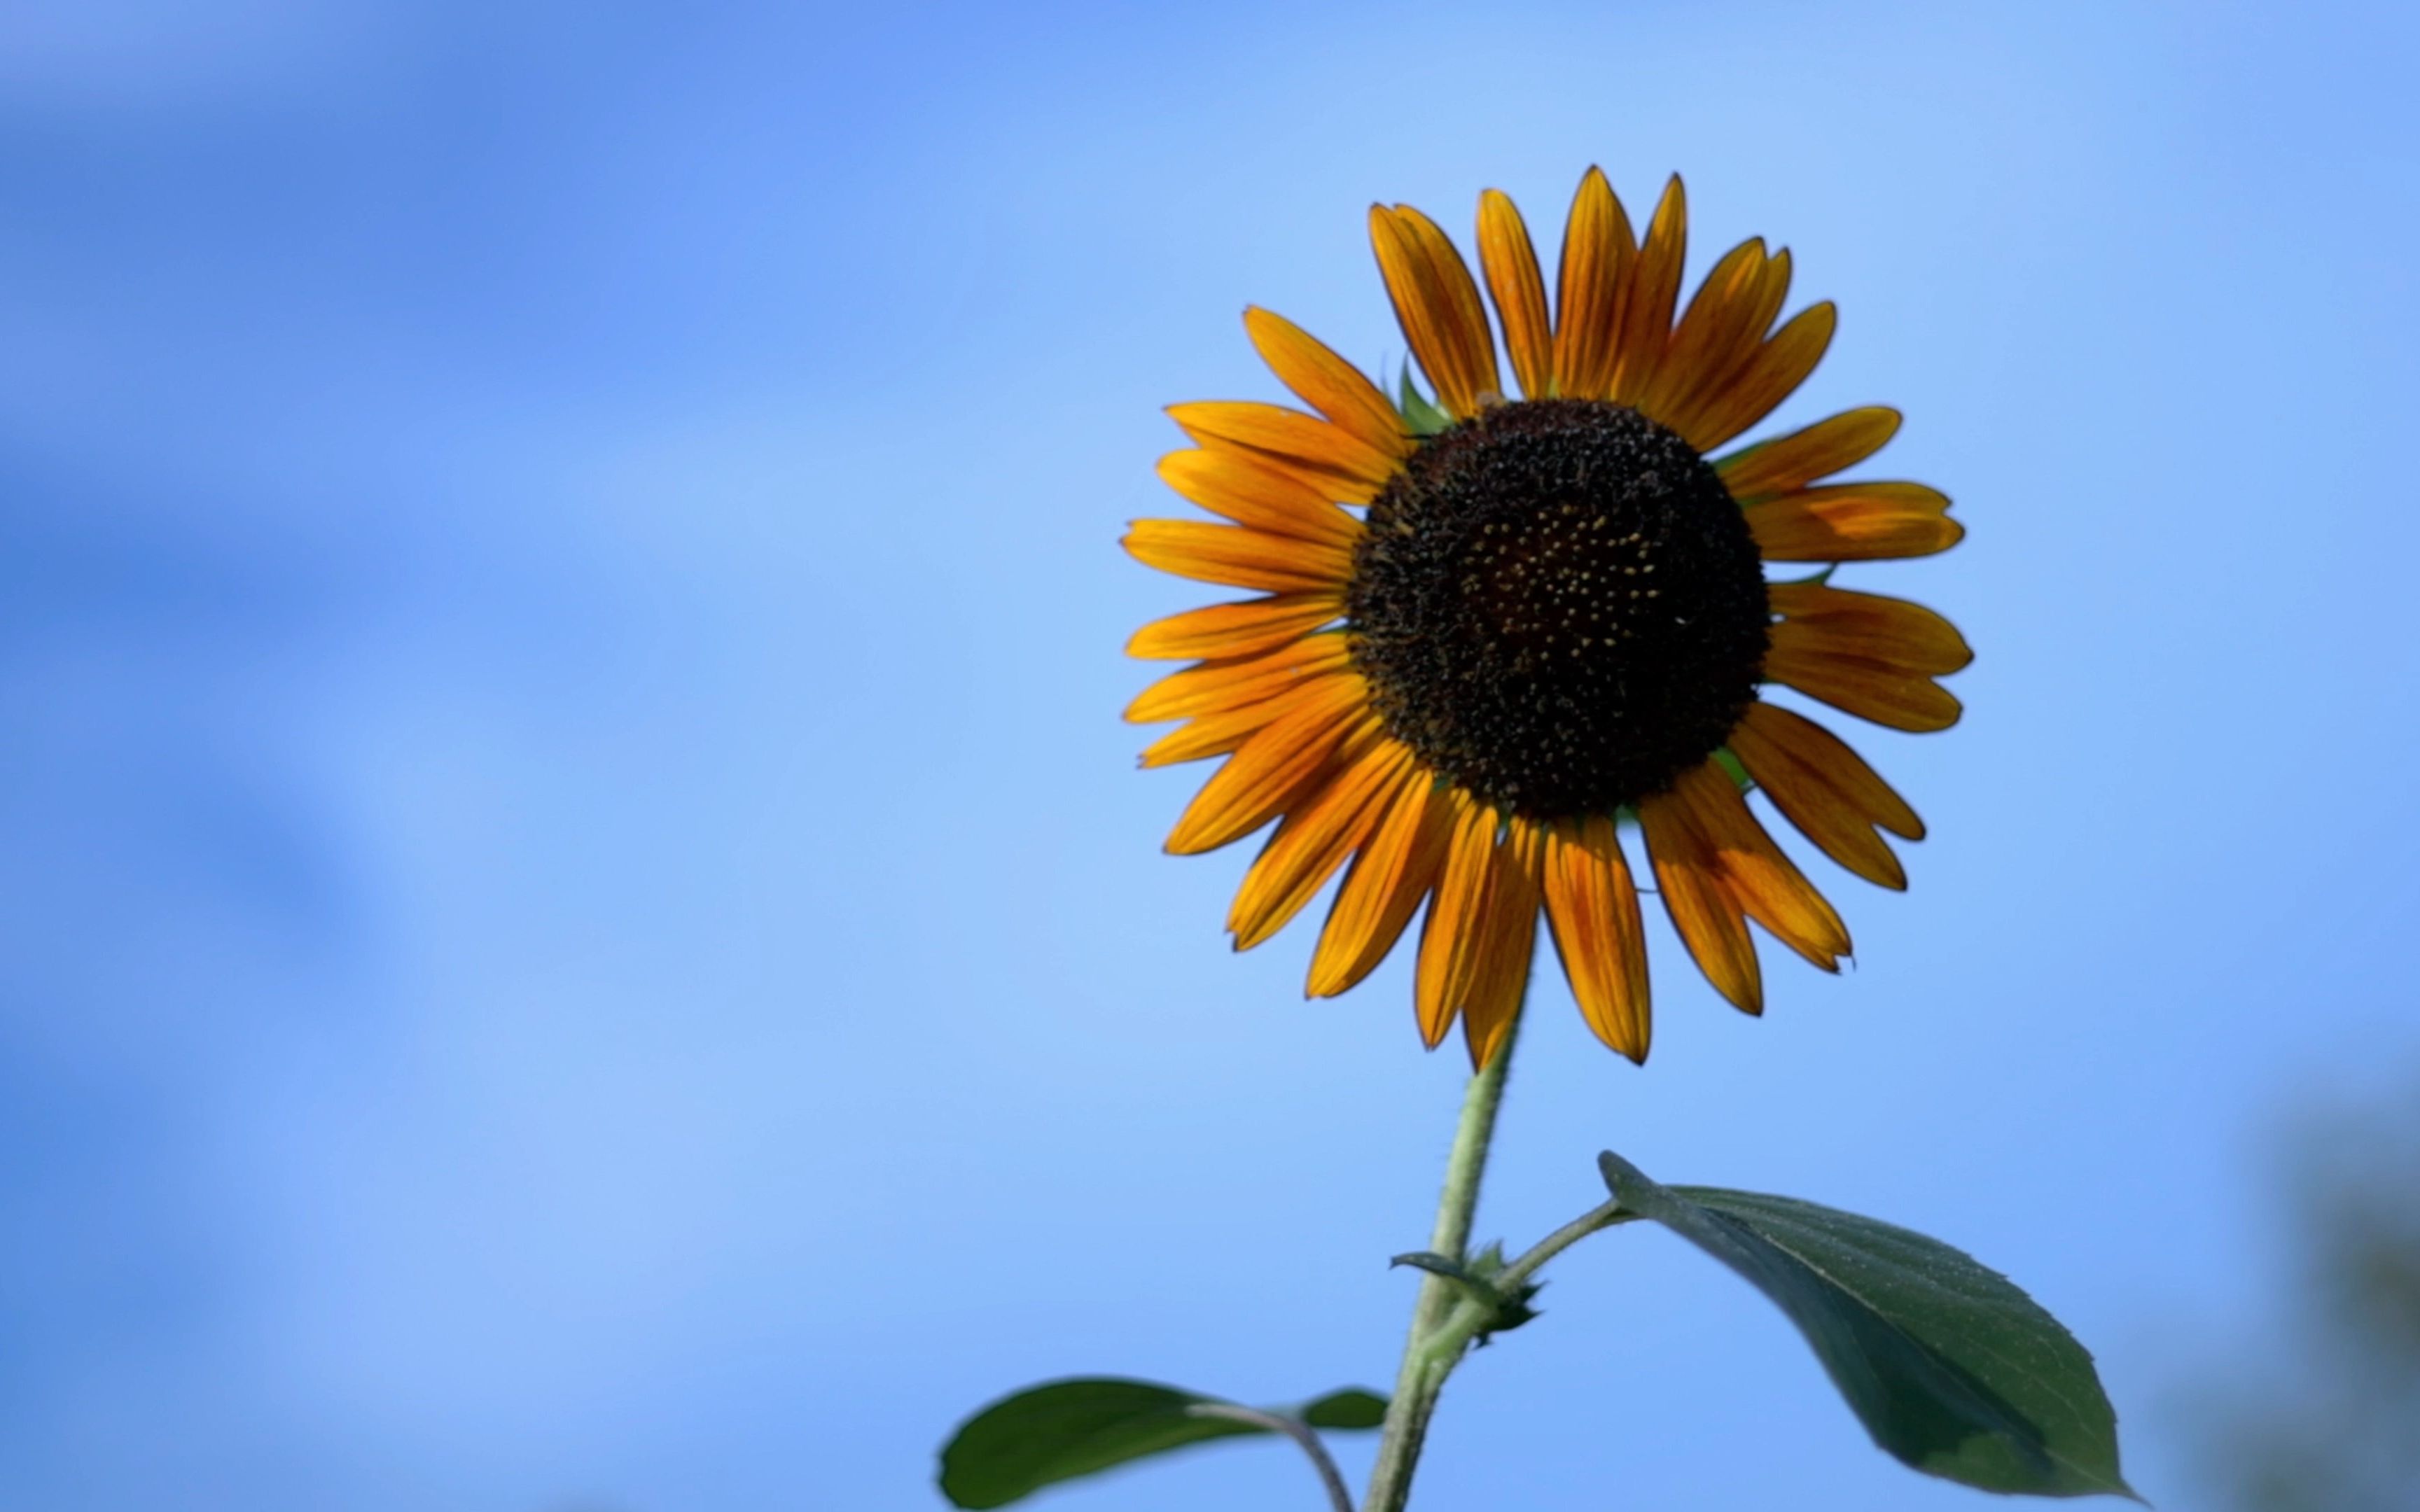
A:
[1346,398,1768,820]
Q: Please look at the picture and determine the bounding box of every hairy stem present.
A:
[1359,1014,1522,1512]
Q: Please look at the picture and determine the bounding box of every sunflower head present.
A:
[1349,397,1770,820]
[1123,169,1969,1068]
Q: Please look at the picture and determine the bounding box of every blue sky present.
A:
[2,1,2415,1508]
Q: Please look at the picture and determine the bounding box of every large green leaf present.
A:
[1599,1152,2133,1499]
[937,1376,1384,1508]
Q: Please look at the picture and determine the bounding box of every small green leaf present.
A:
[1396,364,1453,436]
[937,1376,1386,1508]
[1389,1250,1473,1282]
[1599,1152,2133,1499]
[1391,1246,1542,1342]
[1460,1241,1545,1341]
[1302,1387,1388,1430]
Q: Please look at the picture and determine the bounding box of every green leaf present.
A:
[1302,1387,1389,1429]
[937,1377,1386,1508]
[1389,1249,1474,1283]
[1396,363,1453,436]
[1598,1152,2134,1499]
[1390,1245,1543,1342]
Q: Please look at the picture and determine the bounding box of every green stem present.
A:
[1184,1404,1354,1512]
[1359,1013,1522,1512]
[1498,1199,1632,1294]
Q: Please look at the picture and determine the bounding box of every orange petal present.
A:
[1683,301,1837,451]
[1608,175,1688,405]
[1167,401,1402,502]
[1542,813,1652,1063]
[1639,783,1761,1014]
[1157,448,1363,549]
[1477,189,1552,400]
[1764,643,1964,732]
[1138,673,1354,768]
[1370,204,1501,418]
[1122,518,1352,594]
[1309,764,1452,997]
[1638,237,1769,426]
[1460,817,1544,1069]
[1243,307,1412,461]
[1769,584,1974,676]
[1414,794,1499,1048]
[1739,702,1921,839]
[1228,737,1412,949]
[1746,482,1963,563]
[1552,166,1635,400]
[1662,259,1801,449]
[1124,633,1350,723]
[1667,761,1849,971]
[1729,701,1919,889]
[1395,204,1508,412]
[1730,247,1795,380]
[1162,694,1367,855]
[1716,406,1901,503]
[1125,591,1343,662]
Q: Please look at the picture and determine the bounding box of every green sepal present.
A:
[1598,1152,2134,1499]
[937,1377,1387,1508]
[1389,1250,1473,1282]
[1396,363,1454,437]
[1391,1242,1543,1343]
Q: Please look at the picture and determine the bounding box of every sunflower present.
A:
[1122,168,1968,1067]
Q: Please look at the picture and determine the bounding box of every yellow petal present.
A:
[1243,307,1412,461]
[1729,701,1919,889]
[1123,633,1350,723]
[1138,672,1354,768]
[1608,175,1688,405]
[1768,583,1974,676]
[1639,783,1762,1014]
[1370,204,1501,418]
[1122,518,1352,595]
[1167,401,1401,501]
[1228,736,1411,949]
[1740,702,1920,838]
[1542,813,1652,1062]
[1308,762,1452,997]
[1683,301,1837,451]
[1414,793,1498,1048]
[1477,189,1552,400]
[1552,166,1635,401]
[1164,696,1369,855]
[1764,643,1964,733]
[1460,817,1544,1069]
[1716,406,1901,503]
[1638,237,1769,427]
[1125,591,1343,662]
[1156,448,1363,548]
[1667,760,1849,971]
[1746,482,1963,563]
